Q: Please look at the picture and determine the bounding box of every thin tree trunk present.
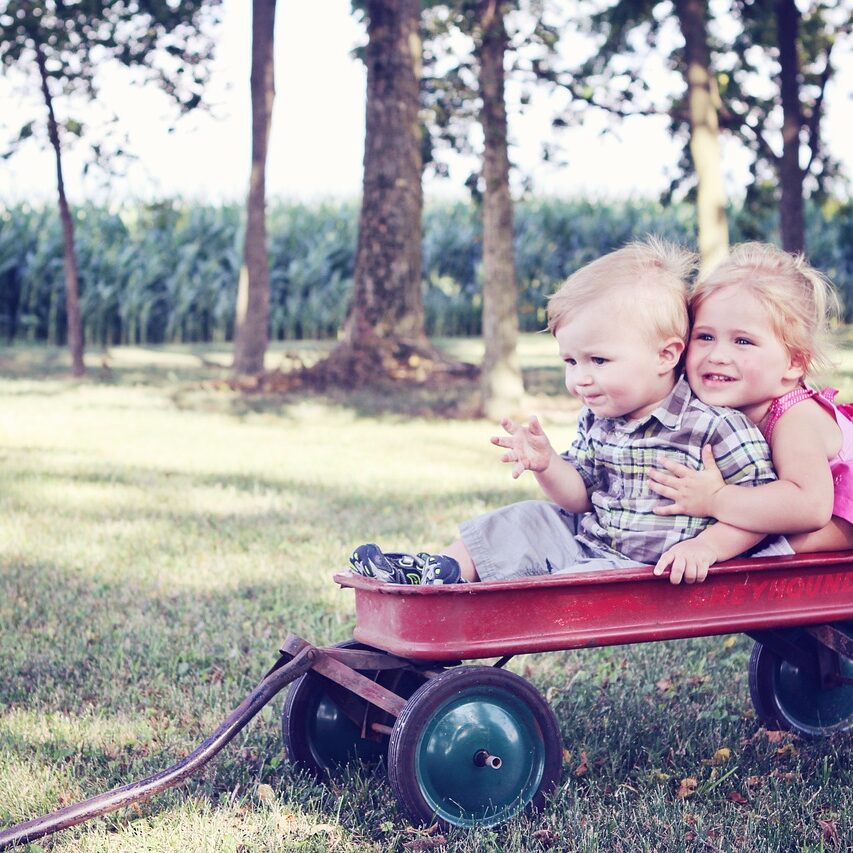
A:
[477,0,523,419]
[36,42,84,377]
[776,0,805,253]
[233,0,276,375]
[343,0,425,347]
[674,0,728,274]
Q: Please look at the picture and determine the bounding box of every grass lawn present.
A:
[0,336,851,852]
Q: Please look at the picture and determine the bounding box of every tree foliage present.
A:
[1,1,221,172]
[0,0,221,374]
[539,0,850,251]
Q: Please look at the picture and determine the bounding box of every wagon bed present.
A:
[336,550,853,660]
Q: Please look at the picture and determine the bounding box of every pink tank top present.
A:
[761,386,853,525]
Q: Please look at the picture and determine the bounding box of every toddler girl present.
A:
[648,242,853,554]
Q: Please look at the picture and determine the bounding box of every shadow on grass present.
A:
[0,342,569,421]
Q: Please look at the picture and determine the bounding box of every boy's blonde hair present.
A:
[691,242,840,378]
[547,237,694,345]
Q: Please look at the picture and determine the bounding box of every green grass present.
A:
[0,336,852,852]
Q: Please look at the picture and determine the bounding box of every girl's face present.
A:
[686,286,804,424]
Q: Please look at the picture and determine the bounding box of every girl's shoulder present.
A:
[769,387,843,457]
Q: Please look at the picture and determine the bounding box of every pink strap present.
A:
[761,386,839,442]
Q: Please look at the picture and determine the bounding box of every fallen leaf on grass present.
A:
[656,678,674,692]
[256,783,275,804]
[574,751,589,777]
[726,791,749,805]
[723,637,738,649]
[676,777,698,799]
[712,747,732,765]
[775,743,798,759]
[817,819,839,844]
[764,729,789,744]
[276,814,298,834]
[404,823,440,837]
[562,748,573,765]
[403,837,448,850]
[532,828,559,847]
[770,768,799,781]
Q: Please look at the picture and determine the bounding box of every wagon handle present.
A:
[0,643,319,851]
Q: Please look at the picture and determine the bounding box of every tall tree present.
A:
[233,0,277,375]
[476,0,524,417]
[419,2,559,412]
[344,0,425,352]
[719,0,847,252]
[306,0,451,388]
[0,0,220,376]
[775,0,804,253]
[540,0,729,270]
[673,0,728,272]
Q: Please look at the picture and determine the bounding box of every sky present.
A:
[1,0,851,205]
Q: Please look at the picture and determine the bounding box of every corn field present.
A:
[1,197,851,346]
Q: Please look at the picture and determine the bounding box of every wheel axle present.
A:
[473,749,502,769]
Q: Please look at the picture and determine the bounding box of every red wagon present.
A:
[281,551,853,829]
[3,552,852,848]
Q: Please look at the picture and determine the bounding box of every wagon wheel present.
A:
[387,665,562,829]
[282,640,425,777]
[748,625,853,737]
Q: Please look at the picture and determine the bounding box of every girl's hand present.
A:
[490,415,555,479]
[647,445,726,518]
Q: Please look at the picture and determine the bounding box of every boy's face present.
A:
[686,286,803,422]
[555,304,683,421]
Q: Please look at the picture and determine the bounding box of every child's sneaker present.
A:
[348,545,463,585]
[349,544,423,584]
[417,553,462,585]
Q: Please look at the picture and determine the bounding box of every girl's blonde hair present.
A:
[547,237,695,344]
[691,242,840,378]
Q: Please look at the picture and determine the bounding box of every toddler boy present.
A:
[351,239,789,586]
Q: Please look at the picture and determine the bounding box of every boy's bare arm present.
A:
[492,416,592,513]
[653,523,765,585]
[533,451,592,512]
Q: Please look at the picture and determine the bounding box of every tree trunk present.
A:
[776,0,805,253]
[233,0,276,375]
[674,0,729,274]
[477,0,523,419]
[342,0,425,350]
[36,43,85,377]
[261,0,475,394]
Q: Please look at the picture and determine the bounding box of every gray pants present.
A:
[459,500,793,583]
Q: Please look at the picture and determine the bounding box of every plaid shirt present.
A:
[562,375,776,563]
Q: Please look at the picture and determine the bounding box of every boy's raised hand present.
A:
[648,444,726,518]
[491,415,555,479]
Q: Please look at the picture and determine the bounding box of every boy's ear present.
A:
[658,337,685,372]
